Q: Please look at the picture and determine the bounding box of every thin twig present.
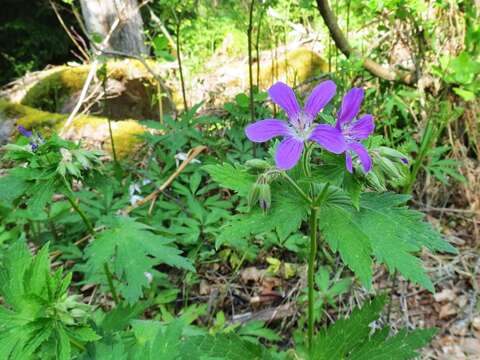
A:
[49,0,90,62]
[122,146,207,214]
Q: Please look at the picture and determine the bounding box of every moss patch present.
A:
[258,47,329,89]
[0,99,147,159]
[21,60,175,119]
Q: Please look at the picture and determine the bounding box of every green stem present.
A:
[63,184,94,235]
[308,206,319,351]
[314,182,330,207]
[103,262,120,306]
[62,178,120,305]
[174,14,188,112]
[103,64,118,164]
[282,173,311,203]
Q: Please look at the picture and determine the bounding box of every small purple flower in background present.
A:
[245,81,346,170]
[17,125,45,152]
[17,126,32,138]
[335,88,375,173]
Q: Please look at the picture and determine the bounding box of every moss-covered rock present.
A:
[257,47,329,89]
[21,59,175,120]
[0,99,147,158]
[191,46,329,107]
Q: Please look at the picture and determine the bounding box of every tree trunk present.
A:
[79,0,148,56]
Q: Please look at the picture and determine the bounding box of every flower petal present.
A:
[245,119,290,142]
[349,114,374,140]
[268,82,301,121]
[345,152,353,173]
[308,124,346,154]
[337,87,364,127]
[17,126,32,138]
[275,137,304,170]
[348,142,372,173]
[303,80,336,119]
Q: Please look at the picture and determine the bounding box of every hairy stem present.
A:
[103,262,120,305]
[174,14,188,112]
[282,173,311,204]
[308,206,319,351]
[63,178,119,305]
[63,184,94,235]
[102,64,118,164]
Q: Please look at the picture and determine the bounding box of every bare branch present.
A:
[315,0,416,85]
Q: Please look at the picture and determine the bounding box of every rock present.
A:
[194,46,329,108]
[18,59,175,120]
[257,47,329,90]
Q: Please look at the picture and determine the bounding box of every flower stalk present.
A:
[307,205,319,351]
[282,170,319,351]
[62,178,120,306]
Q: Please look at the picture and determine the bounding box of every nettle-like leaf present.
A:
[309,296,436,359]
[214,185,309,251]
[81,216,194,303]
[132,319,278,360]
[320,192,457,291]
[0,241,99,360]
[203,163,256,196]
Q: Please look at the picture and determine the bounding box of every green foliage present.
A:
[308,267,352,323]
[203,163,256,196]
[80,216,194,303]
[133,321,277,360]
[0,241,99,359]
[308,296,436,360]
[320,192,457,291]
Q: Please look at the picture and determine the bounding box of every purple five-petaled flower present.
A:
[17,126,32,138]
[335,88,375,173]
[17,125,44,152]
[245,81,346,170]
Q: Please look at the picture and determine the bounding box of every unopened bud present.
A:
[258,183,271,210]
[247,182,261,208]
[245,159,270,170]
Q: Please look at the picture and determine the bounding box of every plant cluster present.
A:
[0,78,458,359]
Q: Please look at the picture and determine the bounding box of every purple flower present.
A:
[17,126,32,138]
[336,88,375,173]
[17,125,45,152]
[245,81,346,170]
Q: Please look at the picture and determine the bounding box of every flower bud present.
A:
[248,182,261,208]
[258,183,271,210]
[245,159,270,170]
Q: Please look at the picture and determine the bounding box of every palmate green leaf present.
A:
[0,241,99,360]
[82,216,194,303]
[349,327,436,360]
[320,192,457,291]
[215,186,308,250]
[203,163,256,196]
[131,319,278,360]
[309,296,436,360]
[0,170,29,206]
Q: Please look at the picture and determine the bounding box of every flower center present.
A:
[341,124,355,143]
[290,112,313,140]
